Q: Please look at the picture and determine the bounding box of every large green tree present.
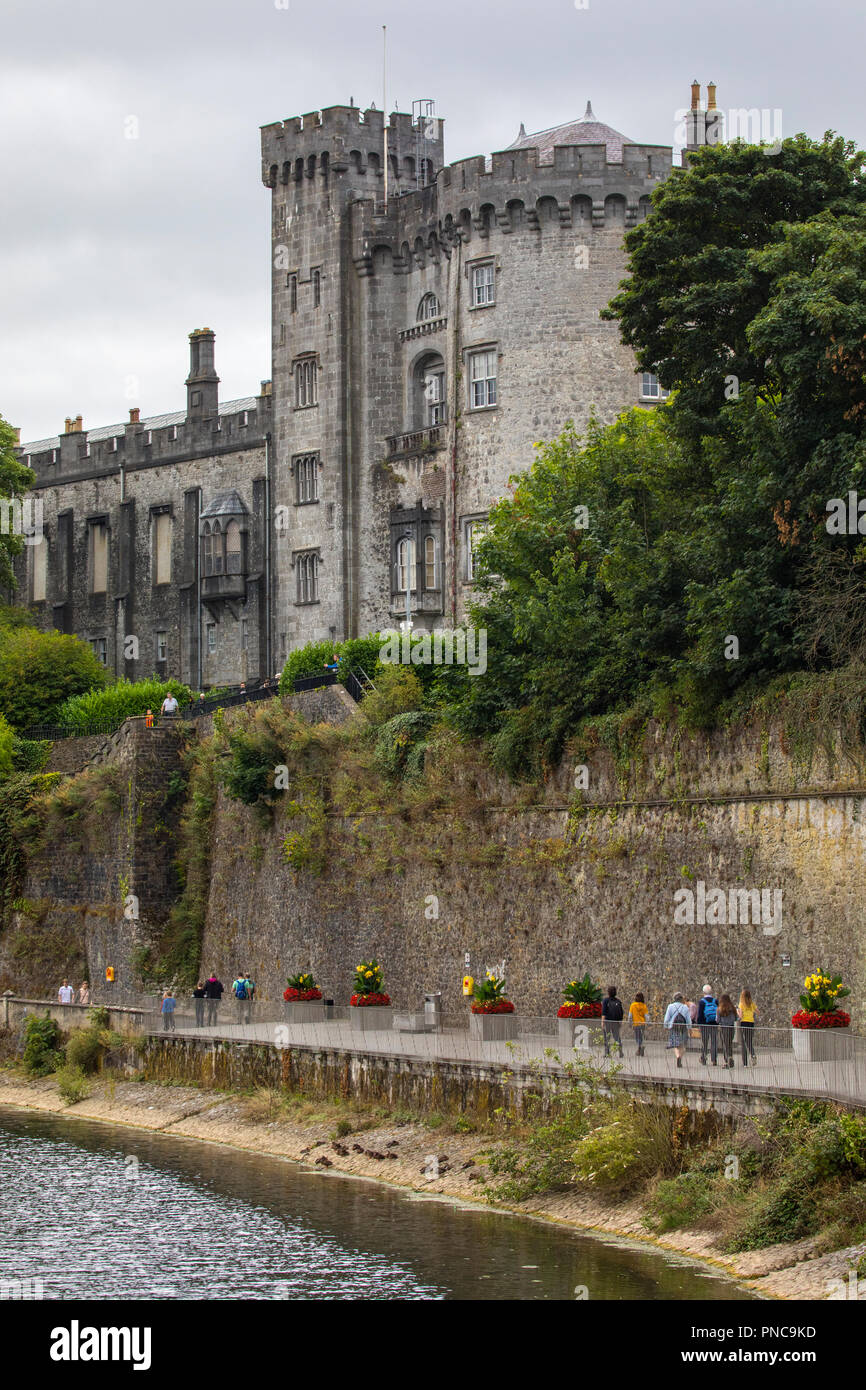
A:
[0,626,108,729]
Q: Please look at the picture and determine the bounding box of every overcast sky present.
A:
[3,0,864,442]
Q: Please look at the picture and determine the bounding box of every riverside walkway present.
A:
[145,1010,866,1112]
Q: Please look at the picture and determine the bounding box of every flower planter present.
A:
[284,1001,327,1025]
[470,1012,518,1042]
[557,1016,603,1051]
[792,1025,853,1063]
[350,1005,394,1033]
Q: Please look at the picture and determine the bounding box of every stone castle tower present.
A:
[11,86,722,687]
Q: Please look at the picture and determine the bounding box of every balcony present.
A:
[384,425,446,459]
[399,316,447,343]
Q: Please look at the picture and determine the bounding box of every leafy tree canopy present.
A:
[0,627,109,729]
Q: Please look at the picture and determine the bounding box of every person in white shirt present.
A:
[161,693,180,716]
[57,980,74,1005]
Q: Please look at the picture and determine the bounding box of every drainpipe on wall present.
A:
[196,486,203,692]
[449,235,463,626]
[265,431,272,679]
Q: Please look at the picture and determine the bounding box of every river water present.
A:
[0,1108,755,1301]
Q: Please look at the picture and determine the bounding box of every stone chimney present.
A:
[129,407,140,424]
[186,327,220,421]
[64,415,83,433]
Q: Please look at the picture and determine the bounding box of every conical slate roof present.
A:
[201,489,249,518]
[508,101,633,164]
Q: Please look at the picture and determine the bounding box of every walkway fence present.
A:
[4,995,865,1111]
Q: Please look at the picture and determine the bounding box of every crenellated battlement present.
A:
[261,104,446,189]
[347,139,672,276]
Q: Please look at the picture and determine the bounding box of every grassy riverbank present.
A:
[2,1062,864,1300]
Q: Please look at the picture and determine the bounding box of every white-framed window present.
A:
[91,636,107,665]
[153,511,172,585]
[294,357,318,408]
[424,534,437,589]
[295,551,319,604]
[396,537,416,593]
[312,267,321,308]
[640,371,669,401]
[156,630,167,663]
[465,517,488,581]
[203,520,223,575]
[89,521,109,594]
[469,349,497,409]
[417,292,440,321]
[295,452,319,504]
[424,369,446,425]
[470,262,495,307]
[206,623,217,654]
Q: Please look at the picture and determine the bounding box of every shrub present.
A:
[373,709,433,779]
[10,735,52,774]
[279,639,339,691]
[0,713,12,779]
[21,1015,62,1075]
[0,627,108,728]
[647,1171,718,1232]
[65,1027,103,1074]
[361,666,423,728]
[56,1063,91,1105]
[57,677,193,733]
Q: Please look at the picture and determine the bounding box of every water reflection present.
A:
[0,1108,754,1301]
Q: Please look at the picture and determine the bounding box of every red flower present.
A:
[791,1009,851,1030]
[283,986,323,1002]
[470,1000,515,1015]
[557,1002,602,1019]
[350,993,391,1007]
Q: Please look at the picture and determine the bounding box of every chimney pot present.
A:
[707,82,717,110]
[691,80,701,112]
[129,408,140,424]
[64,417,72,433]
[12,426,20,445]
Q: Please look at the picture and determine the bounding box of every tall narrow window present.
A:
[206,623,217,654]
[295,453,319,504]
[31,537,47,602]
[471,262,495,307]
[225,520,242,574]
[295,551,319,603]
[91,637,107,665]
[424,535,437,589]
[396,537,416,592]
[469,350,497,409]
[241,619,249,652]
[155,630,167,662]
[289,273,298,313]
[202,522,213,577]
[295,358,318,408]
[89,521,108,594]
[465,518,487,581]
[153,511,172,585]
[425,369,446,425]
[312,267,321,307]
[211,521,223,574]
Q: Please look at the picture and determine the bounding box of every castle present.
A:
[9,84,717,688]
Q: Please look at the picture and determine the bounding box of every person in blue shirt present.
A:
[696,985,719,1065]
[160,990,176,1032]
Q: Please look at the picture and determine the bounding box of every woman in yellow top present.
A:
[629,993,648,1057]
[737,989,757,1066]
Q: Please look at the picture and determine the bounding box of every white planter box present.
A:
[792,1025,852,1063]
[469,1012,518,1042]
[557,1016,603,1052]
[284,1002,327,1025]
[349,1005,394,1033]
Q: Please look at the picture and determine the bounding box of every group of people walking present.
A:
[57,980,89,1006]
[599,985,758,1068]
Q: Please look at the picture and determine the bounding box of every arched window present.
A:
[396,537,416,592]
[211,521,223,575]
[417,292,440,322]
[202,522,212,577]
[604,194,626,224]
[225,520,242,575]
[424,535,437,589]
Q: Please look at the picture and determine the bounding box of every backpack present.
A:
[702,997,718,1023]
[235,980,248,1000]
[606,997,624,1021]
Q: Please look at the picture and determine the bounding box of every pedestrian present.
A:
[239,682,247,698]
[193,981,206,1027]
[697,985,719,1065]
[161,989,176,1032]
[232,971,252,1024]
[77,981,90,1007]
[145,709,154,728]
[601,985,624,1057]
[718,993,737,1067]
[161,691,180,717]
[57,979,74,1005]
[203,972,223,1025]
[737,989,758,1066]
[664,992,691,1068]
[628,991,648,1057]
